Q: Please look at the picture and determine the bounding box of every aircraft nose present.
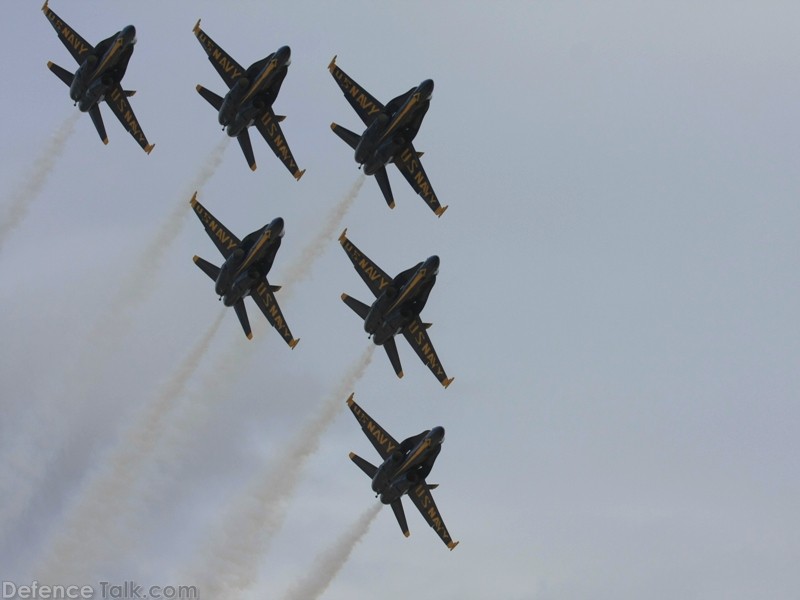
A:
[419,79,434,98]
[276,45,291,65]
[430,426,445,444]
[271,216,285,237]
[425,255,440,274]
[122,25,136,44]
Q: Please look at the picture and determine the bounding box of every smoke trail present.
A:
[35,311,225,583]
[0,140,231,540]
[280,503,381,600]
[188,345,375,599]
[0,112,78,253]
[282,174,365,287]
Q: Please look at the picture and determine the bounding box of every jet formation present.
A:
[193,20,305,179]
[39,3,458,550]
[190,194,299,347]
[41,1,154,153]
[347,395,458,549]
[329,57,447,217]
[338,230,453,388]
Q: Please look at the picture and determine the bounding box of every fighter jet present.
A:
[338,229,453,387]
[41,1,154,153]
[328,56,446,217]
[190,193,299,347]
[192,20,304,179]
[346,394,458,550]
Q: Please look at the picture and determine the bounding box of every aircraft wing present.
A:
[192,20,247,89]
[254,109,305,180]
[250,280,299,348]
[328,56,385,127]
[402,317,454,388]
[338,229,393,298]
[346,395,401,461]
[105,85,154,153]
[395,143,447,217]
[42,2,94,65]
[408,482,459,550]
[189,193,241,259]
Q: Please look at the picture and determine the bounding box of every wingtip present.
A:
[144,143,155,155]
[41,0,49,13]
[435,205,449,218]
[195,84,203,93]
[442,377,454,389]
[328,55,337,72]
[330,122,338,132]
[193,19,201,34]
[340,292,349,301]
[448,540,460,550]
[348,451,356,459]
[246,332,254,340]
[47,60,54,69]
[289,338,300,349]
[338,228,348,243]
[388,200,396,209]
[192,255,200,264]
[346,393,354,407]
[189,191,198,207]
[102,137,109,145]
[294,168,306,181]
[250,163,257,172]
[397,370,404,379]
[403,530,411,538]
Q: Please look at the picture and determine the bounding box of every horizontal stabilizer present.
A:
[391,499,410,538]
[196,84,224,111]
[330,122,361,150]
[384,337,404,379]
[237,129,257,171]
[374,167,395,209]
[193,255,220,281]
[88,104,108,145]
[233,299,252,340]
[341,293,371,320]
[46,61,73,87]
[349,452,378,478]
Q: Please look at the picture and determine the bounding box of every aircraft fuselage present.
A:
[215,217,284,306]
[356,79,433,175]
[70,26,136,111]
[365,255,439,345]
[219,47,291,137]
[372,426,445,505]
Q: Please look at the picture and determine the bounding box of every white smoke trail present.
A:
[280,503,381,600]
[188,345,375,599]
[0,140,229,543]
[0,113,78,253]
[35,311,225,583]
[282,174,365,286]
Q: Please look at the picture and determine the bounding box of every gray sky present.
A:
[2,1,800,598]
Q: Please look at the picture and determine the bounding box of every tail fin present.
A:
[237,129,257,171]
[46,61,73,87]
[330,122,361,150]
[341,293,371,320]
[349,452,378,478]
[374,167,395,209]
[233,299,252,340]
[193,255,221,281]
[196,84,224,111]
[390,499,410,538]
[88,105,108,145]
[384,337,403,379]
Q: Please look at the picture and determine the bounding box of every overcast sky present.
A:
[1,1,800,599]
